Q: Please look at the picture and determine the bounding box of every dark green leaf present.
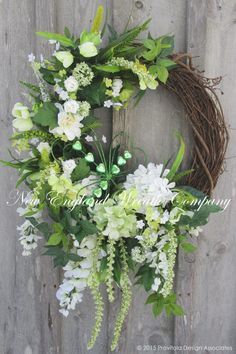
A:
[71,159,90,182]
[32,102,58,129]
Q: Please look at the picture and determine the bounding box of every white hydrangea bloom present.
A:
[124,163,175,207]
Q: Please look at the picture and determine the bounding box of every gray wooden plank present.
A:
[0,1,61,354]
[174,0,236,351]
[55,1,111,353]
[112,1,188,353]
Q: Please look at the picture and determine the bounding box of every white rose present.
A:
[64,100,80,114]
[62,159,76,177]
[50,111,83,141]
[12,103,33,131]
[64,76,79,92]
[79,42,98,58]
[55,51,74,68]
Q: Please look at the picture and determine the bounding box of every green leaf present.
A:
[181,242,197,253]
[64,27,71,38]
[153,301,164,317]
[80,220,97,235]
[94,65,121,73]
[99,19,151,60]
[75,221,97,243]
[71,159,90,182]
[167,134,185,181]
[145,293,158,304]
[159,35,175,57]
[91,5,104,33]
[170,303,185,316]
[179,203,222,227]
[36,31,74,47]
[156,58,176,68]
[20,81,40,93]
[143,38,156,50]
[155,65,169,83]
[47,232,62,246]
[32,102,58,129]
[82,115,102,133]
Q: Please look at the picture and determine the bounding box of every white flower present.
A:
[137,220,145,229]
[49,39,57,44]
[124,163,175,207]
[55,51,74,68]
[40,54,44,63]
[151,277,161,292]
[17,220,41,256]
[50,111,83,141]
[104,100,113,108]
[160,210,170,224]
[55,42,60,51]
[12,103,33,131]
[59,90,69,101]
[102,135,107,144]
[112,79,123,97]
[37,142,50,154]
[64,76,79,92]
[62,159,76,177]
[64,100,79,114]
[79,42,98,58]
[85,135,94,142]
[189,226,202,237]
[28,53,35,62]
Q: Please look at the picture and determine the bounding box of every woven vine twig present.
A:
[165,54,229,195]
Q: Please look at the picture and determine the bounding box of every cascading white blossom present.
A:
[56,235,97,316]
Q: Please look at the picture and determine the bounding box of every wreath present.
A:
[1,6,228,351]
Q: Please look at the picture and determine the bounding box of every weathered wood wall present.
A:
[0,1,235,353]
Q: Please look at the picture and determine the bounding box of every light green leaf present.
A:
[155,65,169,83]
[36,31,74,47]
[91,5,104,33]
[181,242,197,253]
[167,134,185,181]
[47,233,62,246]
[94,65,121,73]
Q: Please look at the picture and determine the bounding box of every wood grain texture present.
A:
[112,1,188,354]
[0,1,235,353]
[0,1,61,354]
[174,0,236,351]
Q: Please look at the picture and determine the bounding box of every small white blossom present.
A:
[104,100,113,108]
[102,135,107,144]
[137,220,145,229]
[28,53,35,62]
[85,135,94,142]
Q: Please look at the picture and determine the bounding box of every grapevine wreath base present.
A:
[1,6,228,350]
